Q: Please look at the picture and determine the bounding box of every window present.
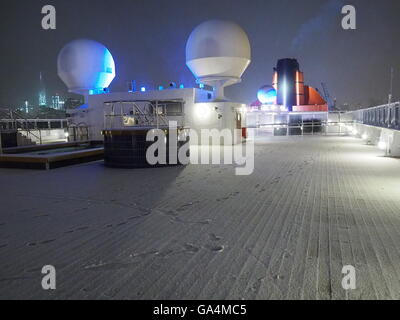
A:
[163,102,184,116]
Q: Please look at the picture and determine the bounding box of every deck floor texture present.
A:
[1,136,400,300]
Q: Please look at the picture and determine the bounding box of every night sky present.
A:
[1,0,400,109]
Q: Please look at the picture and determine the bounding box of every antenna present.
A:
[388,67,394,104]
[186,20,251,102]
[321,82,335,111]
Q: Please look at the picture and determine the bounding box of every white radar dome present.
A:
[57,39,116,96]
[257,85,277,105]
[186,20,251,101]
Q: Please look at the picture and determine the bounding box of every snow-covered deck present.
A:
[1,136,400,300]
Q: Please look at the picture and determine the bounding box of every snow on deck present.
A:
[1,136,400,300]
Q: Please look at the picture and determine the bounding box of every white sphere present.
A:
[57,39,115,94]
[186,20,251,82]
[257,85,277,104]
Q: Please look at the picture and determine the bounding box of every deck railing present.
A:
[103,99,185,130]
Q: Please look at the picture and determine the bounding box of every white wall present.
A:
[354,123,400,157]
[19,129,67,145]
[68,88,245,144]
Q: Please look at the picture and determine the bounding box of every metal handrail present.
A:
[68,122,90,142]
[104,99,178,129]
[0,108,42,144]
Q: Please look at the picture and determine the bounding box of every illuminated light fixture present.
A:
[158,86,164,91]
[179,84,185,89]
[199,83,205,89]
[378,141,387,150]
[64,132,69,138]
[194,103,212,121]
[362,133,368,140]
[140,87,146,92]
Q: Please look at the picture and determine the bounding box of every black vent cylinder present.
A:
[276,58,300,111]
[103,128,190,168]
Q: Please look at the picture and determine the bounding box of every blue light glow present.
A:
[159,86,164,91]
[180,84,185,89]
[199,84,205,89]
[87,48,115,93]
[141,87,146,92]
[88,88,108,95]
[257,86,277,105]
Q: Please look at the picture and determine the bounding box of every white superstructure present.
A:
[62,20,251,145]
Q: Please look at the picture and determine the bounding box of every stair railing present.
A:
[0,108,42,144]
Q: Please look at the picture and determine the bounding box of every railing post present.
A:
[156,101,159,129]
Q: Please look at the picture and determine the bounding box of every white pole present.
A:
[389,67,394,104]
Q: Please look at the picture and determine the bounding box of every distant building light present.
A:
[199,83,205,89]
[179,84,185,89]
[141,87,146,92]
[158,86,164,91]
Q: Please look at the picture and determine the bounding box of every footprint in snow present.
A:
[205,244,225,253]
[40,239,56,245]
[171,217,211,225]
[209,233,222,241]
[183,243,200,253]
